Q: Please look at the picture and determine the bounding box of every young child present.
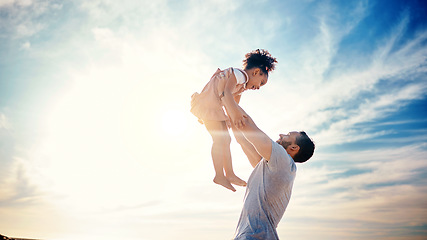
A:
[191,49,277,191]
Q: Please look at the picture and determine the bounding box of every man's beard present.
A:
[278,139,292,149]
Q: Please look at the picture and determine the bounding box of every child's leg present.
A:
[222,139,247,187]
[204,120,236,191]
[204,120,246,189]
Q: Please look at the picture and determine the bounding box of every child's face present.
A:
[247,69,268,90]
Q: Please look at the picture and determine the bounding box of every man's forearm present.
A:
[232,126,262,168]
[236,106,273,160]
[239,137,263,168]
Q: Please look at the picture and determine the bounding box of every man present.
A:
[232,106,315,239]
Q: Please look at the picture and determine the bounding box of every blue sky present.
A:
[0,0,426,239]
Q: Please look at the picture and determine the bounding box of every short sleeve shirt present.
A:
[234,140,297,240]
[233,68,247,85]
[232,68,248,96]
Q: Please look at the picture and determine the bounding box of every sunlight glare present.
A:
[160,108,189,136]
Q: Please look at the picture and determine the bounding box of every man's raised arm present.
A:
[236,106,273,161]
[232,126,262,168]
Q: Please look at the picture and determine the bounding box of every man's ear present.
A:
[290,144,300,153]
[253,68,260,76]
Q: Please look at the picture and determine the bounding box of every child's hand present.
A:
[231,110,248,129]
[225,118,232,129]
[211,68,222,79]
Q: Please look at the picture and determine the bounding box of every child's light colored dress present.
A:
[191,67,248,123]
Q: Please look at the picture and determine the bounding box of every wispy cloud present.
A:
[0,113,10,129]
[268,6,427,147]
[0,160,41,207]
[0,111,45,211]
[288,141,427,238]
[0,0,426,239]
[0,0,62,39]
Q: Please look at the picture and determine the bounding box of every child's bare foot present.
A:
[213,176,236,192]
[227,174,247,187]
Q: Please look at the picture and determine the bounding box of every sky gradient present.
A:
[1,0,427,239]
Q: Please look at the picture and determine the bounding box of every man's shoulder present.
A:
[271,140,287,157]
[269,141,296,171]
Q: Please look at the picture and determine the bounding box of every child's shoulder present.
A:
[215,67,234,79]
[232,68,248,85]
[213,68,246,85]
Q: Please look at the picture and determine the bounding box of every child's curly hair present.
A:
[243,49,277,75]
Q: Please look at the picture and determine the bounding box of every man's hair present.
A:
[293,131,315,163]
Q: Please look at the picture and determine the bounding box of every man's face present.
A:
[277,131,300,150]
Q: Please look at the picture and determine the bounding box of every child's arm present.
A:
[220,72,247,128]
[234,94,242,104]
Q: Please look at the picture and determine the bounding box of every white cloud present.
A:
[267,7,427,146]
[19,40,30,50]
[1,0,426,239]
[0,0,15,7]
[0,113,10,129]
[0,0,32,7]
[0,0,62,39]
[285,142,427,239]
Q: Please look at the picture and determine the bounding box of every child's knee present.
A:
[212,133,231,145]
[224,134,232,145]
